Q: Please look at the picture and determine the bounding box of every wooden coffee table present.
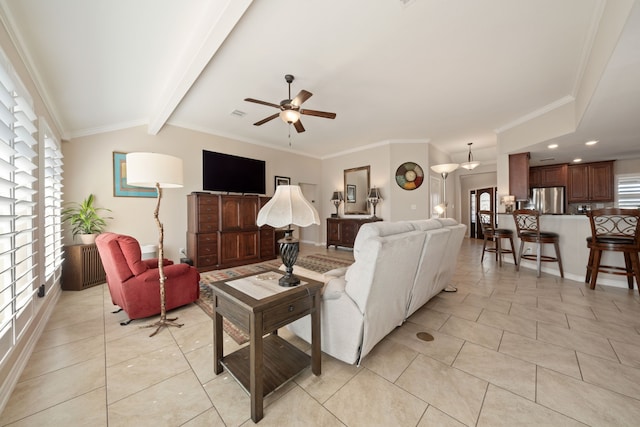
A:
[211,270,322,422]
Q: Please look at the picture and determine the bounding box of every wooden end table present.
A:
[211,270,322,423]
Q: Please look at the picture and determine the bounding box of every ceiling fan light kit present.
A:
[245,74,336,133]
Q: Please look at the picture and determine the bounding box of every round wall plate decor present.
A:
[395,162,424,190]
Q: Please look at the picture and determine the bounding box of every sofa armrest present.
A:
[322,277,347,300]
[137,263,193,282]
[324,266,349,278]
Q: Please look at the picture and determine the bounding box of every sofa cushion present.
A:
[116,234,149,276]
[408,219,443,231]
[352,221,415,257]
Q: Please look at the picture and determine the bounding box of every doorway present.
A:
[298,182,319,244]
[470,186,495,239]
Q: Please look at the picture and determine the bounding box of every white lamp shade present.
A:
[430,163,459,174]
[126,152,183,188]
[257,185,320,228]
[460,161,480,170]
[280,109,301,124]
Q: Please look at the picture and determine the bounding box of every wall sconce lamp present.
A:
[330,191,344,217]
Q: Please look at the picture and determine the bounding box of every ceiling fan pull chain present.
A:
[288,124,292,146]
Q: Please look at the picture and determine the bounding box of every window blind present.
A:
[43,125,63,283]
[0,52,37,364]
[617,175,640,209]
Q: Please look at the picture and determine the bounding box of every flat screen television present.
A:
[202,150,266,194]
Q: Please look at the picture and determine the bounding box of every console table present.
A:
[211,270,322,422]
[326,217,381,249]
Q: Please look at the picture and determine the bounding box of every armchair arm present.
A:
[142,258,174,269]
[137,263,193,283]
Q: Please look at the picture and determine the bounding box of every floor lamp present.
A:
[257,185,320,287]
[430,162,459,292]
[430,163,459,218]
[126,152,184,337]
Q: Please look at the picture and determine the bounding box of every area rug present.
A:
[195,253,353,344]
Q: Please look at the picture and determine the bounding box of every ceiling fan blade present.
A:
[244,98,281,109]
[300,109,337,119]
[291,90,312,107]
[294,119,306,133]
[253,113,279,126]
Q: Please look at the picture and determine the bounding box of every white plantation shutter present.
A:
[43,125,63,282]
[0,52,38,363]
[617,175,640,209]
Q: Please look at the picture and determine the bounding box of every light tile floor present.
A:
[2,238,640,426]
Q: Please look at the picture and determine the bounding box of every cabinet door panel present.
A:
[567,164,589,202]
[589,162,614,202]
[509,153,530,200]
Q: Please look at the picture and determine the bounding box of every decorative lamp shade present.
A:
[430,163,459,175]
[331,191,344,202]
[126,153,184,188]
[460,161,480,170]
[368,187,382,200]
[280,109,301,124]
[257,185,320,228]
[460,142,480,170]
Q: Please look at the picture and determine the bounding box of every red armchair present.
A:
[96,232,200,321]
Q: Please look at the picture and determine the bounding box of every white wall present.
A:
[62,125,322,260]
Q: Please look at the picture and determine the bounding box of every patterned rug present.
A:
[195,253,353,344]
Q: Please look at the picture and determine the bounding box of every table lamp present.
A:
[367,187,382,219]
[126,152,183,337]
[330,191,344,217]
[257,185,320,286]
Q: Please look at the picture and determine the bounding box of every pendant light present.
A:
[460,142,480,170]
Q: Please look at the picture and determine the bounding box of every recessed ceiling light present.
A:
[585,140,598,146]
[573,158,583,163]
[547,144,558,149]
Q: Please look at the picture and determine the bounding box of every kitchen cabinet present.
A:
[567,161,614,203]
[529,164,567,188]
[509,152,530,200]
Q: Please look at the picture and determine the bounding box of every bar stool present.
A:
[512,209,564,278]
[585,208,640,290]
[477,210,517,267]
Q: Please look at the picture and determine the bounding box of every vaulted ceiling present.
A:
[0,0,638,164]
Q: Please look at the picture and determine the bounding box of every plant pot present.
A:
[79,233,98,245]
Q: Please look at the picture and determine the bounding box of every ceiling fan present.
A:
[244,74,336,133]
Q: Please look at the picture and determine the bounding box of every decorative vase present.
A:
[79,233,98,245]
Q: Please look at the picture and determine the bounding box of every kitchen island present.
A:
[497,214,632,288]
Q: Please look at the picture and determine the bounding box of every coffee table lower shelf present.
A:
[220,334,310,397]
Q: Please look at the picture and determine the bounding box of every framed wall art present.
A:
[346,184,356,203]
[274,176,290,187]
[113,152,157,198]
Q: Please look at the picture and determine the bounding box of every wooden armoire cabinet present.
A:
[187,193,275,271]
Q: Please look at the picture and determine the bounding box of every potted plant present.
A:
[62,194,112,244]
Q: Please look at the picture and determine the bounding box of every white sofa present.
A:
[287,218,466,365]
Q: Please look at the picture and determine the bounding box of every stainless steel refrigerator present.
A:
[531,186,565,214]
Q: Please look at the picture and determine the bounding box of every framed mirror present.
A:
[343,165,370,215]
